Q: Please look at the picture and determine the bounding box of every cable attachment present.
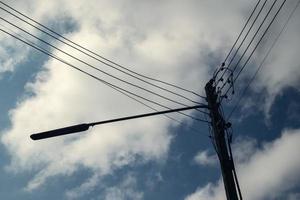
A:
[217,67,233,85]
[212,62,226,81]
[229,73,235,95]
[220,71,235,101]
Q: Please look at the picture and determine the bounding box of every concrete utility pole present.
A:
[205,79,239,200]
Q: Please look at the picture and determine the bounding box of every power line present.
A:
[0,1,205,99]
[221,0,268,78]
[213,0,263,80]
[226,0,300,121]
[0,24,204,134]
[0,27,210,123]
[219,0,280,93]
[233,0,287,84]
[218,0,283,99]
[221,0,287,101]
[224,0,263,64]
[0,16,209,116]
[0,6,204,104]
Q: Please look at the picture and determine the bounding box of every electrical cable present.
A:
[224,0,263,64]
[0,16,209,116]
[0,27,210,123]
[226,0,300,121]
[0,24,206,134]
[0,1,206,99]
[219,0,268,80]
[232,0,287,84]
[221,0,287,101]
[213,0,263,80]
[219,0,279,93]
[0,8,204,105]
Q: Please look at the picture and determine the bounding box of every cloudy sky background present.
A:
[0,0,299,199]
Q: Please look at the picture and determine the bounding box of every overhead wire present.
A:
[211,2,294,197]
[0,27,210,124]
[221,0,287,101]
[221,0,268,78]
[0,2,210,117]
[0,16,210,116]
[99,85,209,135]
[226,0,300,121]
[0,1,206,100]
[232,0,287,84]
[219,0,280,93]
[213,0,263,81]
[0,16,209,116]
[223,0,263,65]
[0,25,207,135]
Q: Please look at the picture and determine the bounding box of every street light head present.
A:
[30,123,90,140]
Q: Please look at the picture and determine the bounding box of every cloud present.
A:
[1,0,216,192]
[1,0,299,197]
[185,128,300,200]
[0,29,29,74]
[1,0,241,190]
[65,173,101,199]
[103,174,143,200]
[235,0,300,117]
[66,173,143,200]
[287,193,300,200]
[194,150,218,167]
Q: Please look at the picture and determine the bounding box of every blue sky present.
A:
[0,0,300,199]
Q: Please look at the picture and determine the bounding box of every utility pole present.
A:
[205,79,239,200]
[30,79,241,200]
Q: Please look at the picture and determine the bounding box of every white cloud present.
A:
[185,128,300,200]
[65,173,101,199]
[287,193,300,200]
[0,30,29,74]
[0,0,299,197]
[66,173,143,200]
[236,0,300,116]
[0,0,241,190]
[103,174,143,200]
[194,150,218,167]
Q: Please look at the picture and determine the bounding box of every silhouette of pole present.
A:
[205,79,239,200]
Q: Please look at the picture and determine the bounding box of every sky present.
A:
[0,0,300,199]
